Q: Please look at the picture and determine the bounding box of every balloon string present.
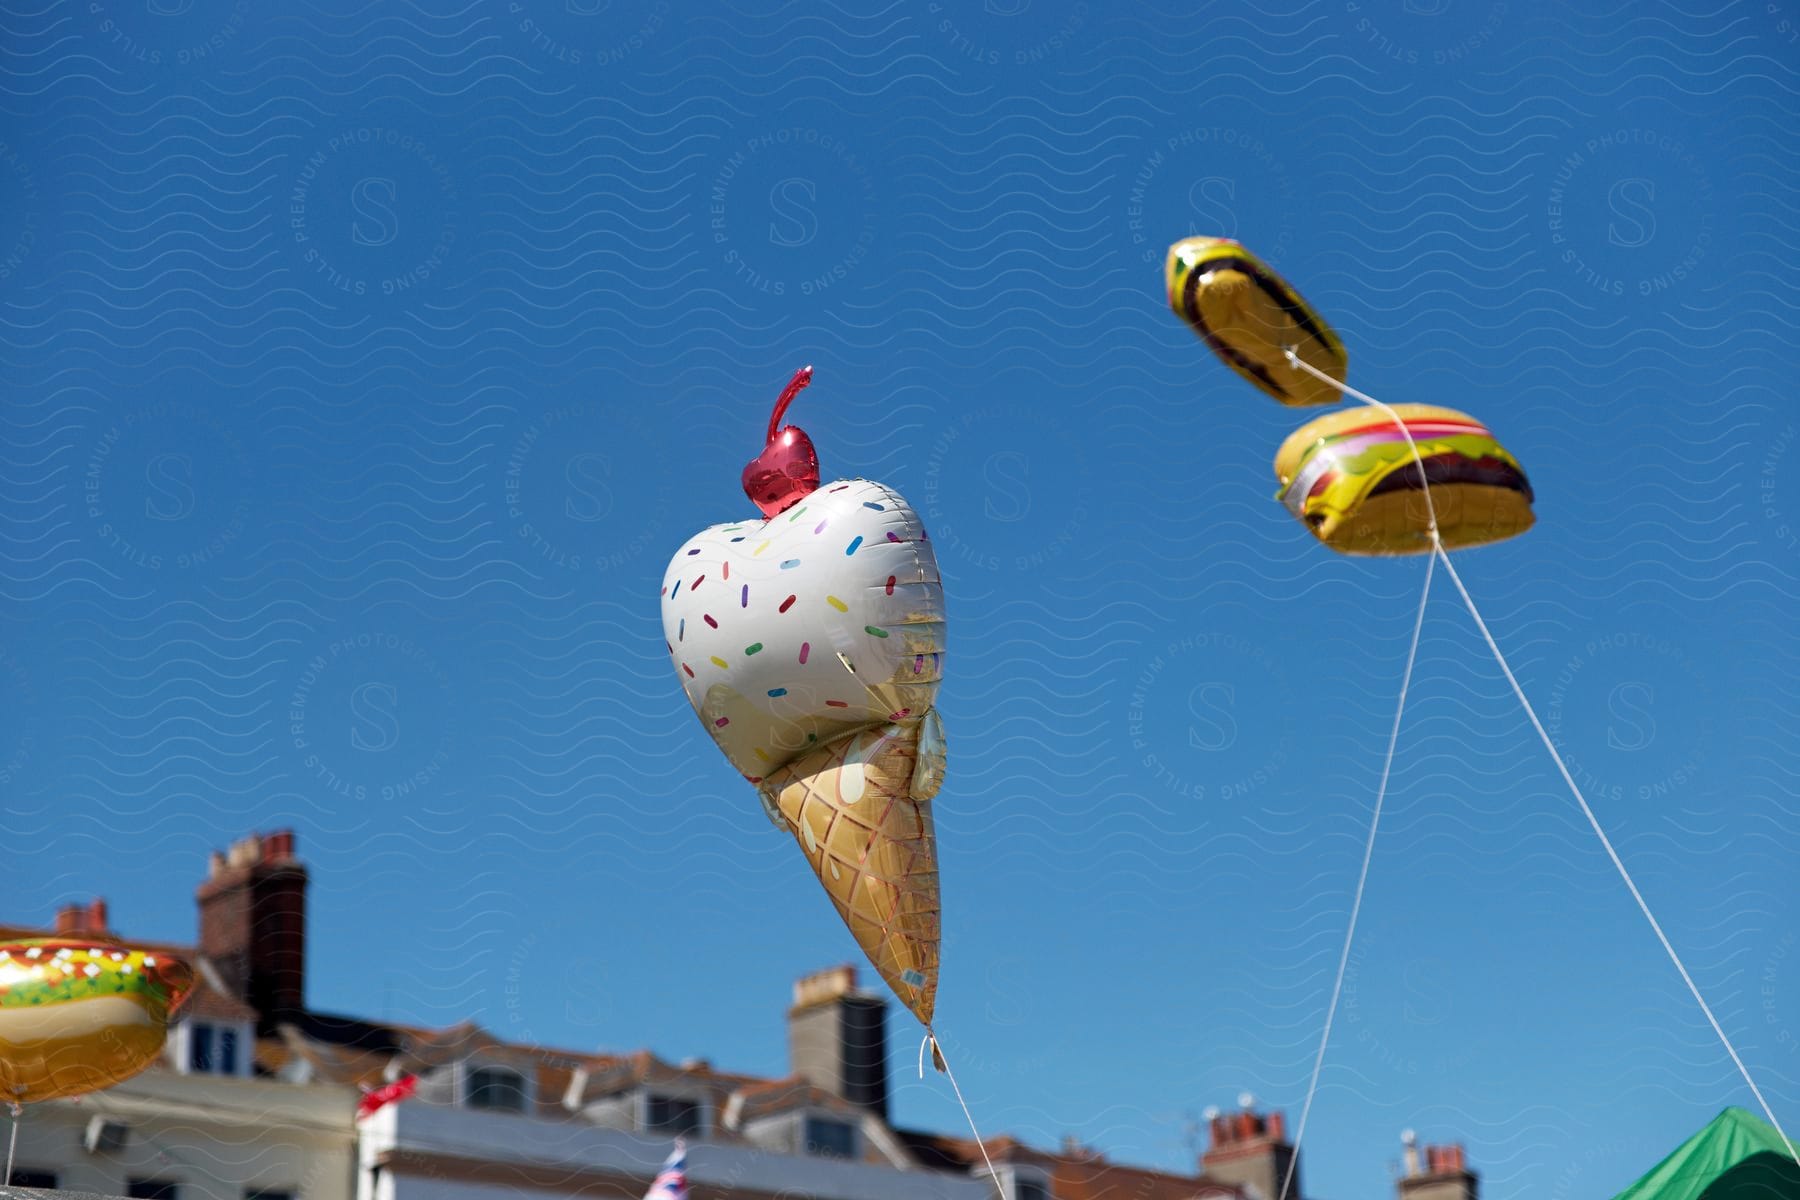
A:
[921,1029,1003,1198]
[1433,544,1800,1169]
[1280,347,1799,1170]
[5,1101,19,1194]
[1281,350,1441,544]
[1278,548,1435,1200]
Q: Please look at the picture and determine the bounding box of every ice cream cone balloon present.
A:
[660,366,948,1028]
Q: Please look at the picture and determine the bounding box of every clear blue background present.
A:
[3,2,1798,1197]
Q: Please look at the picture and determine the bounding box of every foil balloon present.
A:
[1274,404,1535,555]
[661,366,947,1028]
[1166,236,1348,408]
[0,939,194,1102]
[742,366,822,519]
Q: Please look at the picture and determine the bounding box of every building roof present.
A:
[4,883,1273,1200]
[729,1075,868,1124]
[899,1130,1250,1200]
[184,956,261,1022]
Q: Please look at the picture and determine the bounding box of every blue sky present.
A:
[3,2,1798,1197]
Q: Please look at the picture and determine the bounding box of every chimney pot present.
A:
[1398,1142,1478,1200]
[792,963,857,1008]
[1202,1104,1299,1200]
[53,899,109,935]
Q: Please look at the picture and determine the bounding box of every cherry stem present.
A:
[766,364,814,444]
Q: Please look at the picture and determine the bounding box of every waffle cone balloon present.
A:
[764,713,945,1026]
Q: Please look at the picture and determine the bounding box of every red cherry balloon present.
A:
[742,365,820,518]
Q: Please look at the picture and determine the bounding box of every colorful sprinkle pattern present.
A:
[659,477,946,804]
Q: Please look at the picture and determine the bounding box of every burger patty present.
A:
[1363,452,1534,502]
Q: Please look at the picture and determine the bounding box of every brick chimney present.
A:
[196,829,307,1032]
[1201,1096,1301,1200]
[1397,1139,1478,1200]
[787,964,889,1121]
[53,898,109,936]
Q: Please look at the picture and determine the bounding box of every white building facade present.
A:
[5,1065,355,1200]
[354,1102,992,1200]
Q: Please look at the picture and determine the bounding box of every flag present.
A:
[644,1138,688,1200]
[356,1073,418,1120]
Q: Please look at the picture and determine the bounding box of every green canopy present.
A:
[1610,1107,1800,1200]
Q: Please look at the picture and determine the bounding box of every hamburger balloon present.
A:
[1274,404,1535,555]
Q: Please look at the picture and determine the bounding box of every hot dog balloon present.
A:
[1165,236,1348,408]
[0,939,193,1102]
[660,366,947,1029]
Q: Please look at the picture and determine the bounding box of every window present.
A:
[645,1094,702,1137]
[1015,1180,1053,1200]
[127,1182,180,1199]
[189,1023,214,1072]
[803,1116,856,1159]
[8,1169,57,1188]
[186,1021,242,1076]
[465,1065,527,1112]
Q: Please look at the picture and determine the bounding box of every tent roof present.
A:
[1611,1107,1800,1200]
